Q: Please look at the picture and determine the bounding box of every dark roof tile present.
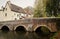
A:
[10,4,25,13]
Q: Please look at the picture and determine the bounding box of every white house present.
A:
[0,1,27,21]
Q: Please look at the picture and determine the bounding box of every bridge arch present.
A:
[34,25,52,32]
[1,25,10,31]
[14,25,27,31]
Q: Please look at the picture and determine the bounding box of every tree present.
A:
[34,0,59,17]
[34,0,47,17]
[46,0,59,17]
[34,9,43,17]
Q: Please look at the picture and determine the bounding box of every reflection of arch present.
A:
[1,25,9,31]
[14,25,27,31]
[34,25,52,32]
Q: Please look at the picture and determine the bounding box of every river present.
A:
[0,30,55,39]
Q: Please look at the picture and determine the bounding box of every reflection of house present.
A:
[24,6,34,18]
[0,1,27,21]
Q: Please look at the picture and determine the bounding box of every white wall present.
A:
[0,3,20,21]
[0,2,33,21]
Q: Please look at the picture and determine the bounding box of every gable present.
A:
[4,2,11,11]
[4,1,25,14]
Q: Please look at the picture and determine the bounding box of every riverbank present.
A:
[50,31,60,39]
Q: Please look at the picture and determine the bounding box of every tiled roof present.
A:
[10,4,25,13]
[24,6,34,15]
[6,1,25,13]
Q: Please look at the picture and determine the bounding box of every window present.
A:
[18,14,21,17]
[17,14,19,17]
[15,18,17,20]
[6,8,7,10]
[14,13,16,15]
[5,13,7,16]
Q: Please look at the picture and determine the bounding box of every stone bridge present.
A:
[0,17,60,32]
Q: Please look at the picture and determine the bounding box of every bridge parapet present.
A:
[0,17,60,32]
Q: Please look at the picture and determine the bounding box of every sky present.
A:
[0,0,35,9]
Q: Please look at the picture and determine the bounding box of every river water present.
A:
[0,30,54,39]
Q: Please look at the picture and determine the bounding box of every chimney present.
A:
[7,0,11,5]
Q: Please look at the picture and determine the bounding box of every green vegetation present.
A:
[46,0,59,17]
[50,30,60,39]
[34,0,47,17]
[34,0,60,17]
[50,32,58,39]
[34,9,43,17]
[41,27,50,34]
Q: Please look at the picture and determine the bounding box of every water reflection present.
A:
[0,30,54,39]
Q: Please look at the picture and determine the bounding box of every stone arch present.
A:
[1,25,10,31]
[14,25,27,31]
[34,25,52,32]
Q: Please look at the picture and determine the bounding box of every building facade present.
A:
[0,1,27,21]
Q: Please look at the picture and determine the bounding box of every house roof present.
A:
[24,6,34,15]
[5,1,25,13]
[10,4,25,13]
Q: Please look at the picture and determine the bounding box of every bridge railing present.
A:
[0,17,60,24]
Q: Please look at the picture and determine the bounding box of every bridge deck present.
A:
[0,17,60,22]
